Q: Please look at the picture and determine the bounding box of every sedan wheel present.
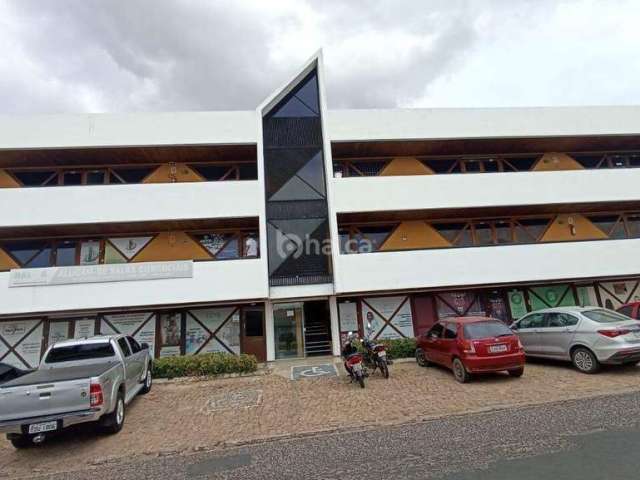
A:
[572,347,600,374]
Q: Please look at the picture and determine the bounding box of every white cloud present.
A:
[0,0,638,113]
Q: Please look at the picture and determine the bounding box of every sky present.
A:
[1,0,640,114]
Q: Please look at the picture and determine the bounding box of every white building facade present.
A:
[3,53,640,366]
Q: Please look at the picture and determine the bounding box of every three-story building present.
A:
[3,52,640,367]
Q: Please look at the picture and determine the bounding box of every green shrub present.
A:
[153,352,258,379]
[378,337,417,359]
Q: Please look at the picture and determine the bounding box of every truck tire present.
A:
[140,367,152,395]
[8,434,32,449]
[100,390,125,434]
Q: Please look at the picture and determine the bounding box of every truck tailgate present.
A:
[0,378,91,423]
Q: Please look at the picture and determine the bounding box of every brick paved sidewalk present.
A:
[2,360,640,478]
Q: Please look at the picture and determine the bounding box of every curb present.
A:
[155,367,270,384]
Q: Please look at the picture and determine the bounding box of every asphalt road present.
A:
[24,390,640,479]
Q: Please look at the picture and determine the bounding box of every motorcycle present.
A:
[362,322,392,379]
[345,352,366,388]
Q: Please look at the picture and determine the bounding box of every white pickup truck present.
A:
[0,334,152,448]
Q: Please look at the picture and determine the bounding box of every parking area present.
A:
[2,360,640,478]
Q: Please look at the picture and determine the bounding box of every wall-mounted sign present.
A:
[338,302,358,333]
[9,261,193,287]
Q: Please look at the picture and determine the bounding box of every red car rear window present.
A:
[463,321,512,339]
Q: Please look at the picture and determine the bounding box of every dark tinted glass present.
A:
[359,225,393,251]
[238,164,258,180]
[545,312,579,327]
[86,170,105,185]
[617,305,633,317]
[432,223,466,243]
[583,309,632,323]
[63,171,82,185]
[517,313,546,329]
[443,323,457,339]
[428,323,444,337]
[495,221,512,244]
[3,240,47,265]
[245,310,264,336]
[11,171,56,186]
[483,159,500,172]
[111,168,154,183]
[423,159,457,174]
[463,321,513,339]
[55,240,77,266]
[586,215,620,237]
[46,343,115,363]
[625,215,640,238]
[191,164,233,181]
[128,337,142,353]
[473,222,493,245]
[506,157,536,171]
[216,238,239,259]
[516,218,550,242]
[27,247,52,268]
[118,337,132,357]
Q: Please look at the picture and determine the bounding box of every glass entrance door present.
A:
[273,303,305,359]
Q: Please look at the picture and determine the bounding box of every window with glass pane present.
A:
[472,222,494,245]
[495,221,512,244]
[586,215,623,238]
[515,218,551,242]
[111,168,154,183]
[79,240,101,265]
[243,233,259,257]
[625,215,640,238]
[11,171,56,187]
[86,170,105,185]
[27,246,52,268]
[55,240,77,266]
[456,225,474,247]
[216,237,239,259]
[359,225,393,251]
[3,240,48,266]
[432,223,466,243]
[463,160,482,173]
[63,171,82,185]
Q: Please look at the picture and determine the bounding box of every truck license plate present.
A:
[28,421,57,434]
[489,344,508,353]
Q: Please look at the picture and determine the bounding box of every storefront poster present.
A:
[436,292,484,318]
[507,290,528,320]
[48,322,70,345]
[108,237,153,260]
[597,281,640,309]
[0,319,44,368]
[159,313,182,357]
[576,286,598,307]
[529,285,575,310]
[102,312,156,354]
[361,296,413,340]
[79,240,101,265]
[338,302,358,333]
[186,307,239,354]
[74,318,97,339]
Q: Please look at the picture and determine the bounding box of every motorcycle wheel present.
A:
[357,372,365,388]
[379,359,389,379]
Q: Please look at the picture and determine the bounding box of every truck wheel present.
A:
[140,368,152,395]
[8,434,32,449]
[100,391,125,434]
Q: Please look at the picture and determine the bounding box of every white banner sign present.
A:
[9,261,193,287]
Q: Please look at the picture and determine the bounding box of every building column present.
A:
[329,295,341,356]
[265,300,275,362]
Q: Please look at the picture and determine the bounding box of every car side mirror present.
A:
[141,342,150,350]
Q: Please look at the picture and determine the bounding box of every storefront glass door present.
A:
[273,303,305,359]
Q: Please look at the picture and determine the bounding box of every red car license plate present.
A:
[489,344,508,353]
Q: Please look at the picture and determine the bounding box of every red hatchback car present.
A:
[415,317,526,383]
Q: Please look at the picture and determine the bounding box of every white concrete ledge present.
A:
[0,180,261,228]
[335,239,640,294]
[332,169,640,214]
[0,258,268,316]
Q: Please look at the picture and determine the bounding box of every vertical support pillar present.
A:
[265,300,275,361]
[329,295,340,356]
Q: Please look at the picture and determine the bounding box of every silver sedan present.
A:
[511,306,640,373]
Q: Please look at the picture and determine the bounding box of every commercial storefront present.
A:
[3,52,640,365]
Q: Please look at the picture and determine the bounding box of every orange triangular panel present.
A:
[540,214,608,242]
[0,170,20,188]
[379,157,434,176]
[380,221,451,250]
[0,247,19,270]
[143,163,205,183]
[532,153,584,171]
[132,232,212,262]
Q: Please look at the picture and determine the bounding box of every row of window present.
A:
[340,212,640,253]
[333,152,640,177]
[6,163,258,187]
[1,231,259,269]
